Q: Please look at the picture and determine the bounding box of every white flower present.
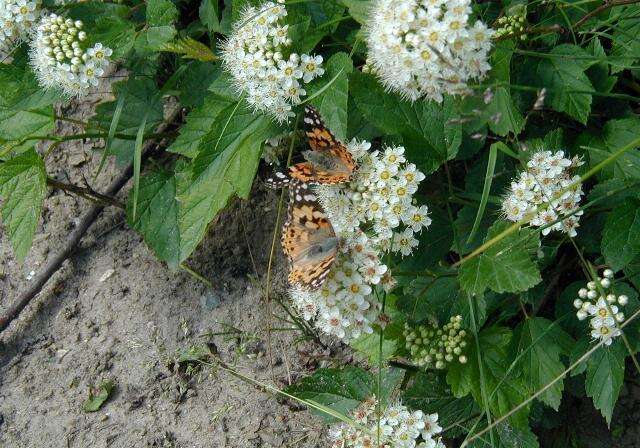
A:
[502,150,584,237]
[403,205,432,232]
[29,13,111,96]
[575,271,628,345]
[328,398,446,448]
[300,53,324,82]
[0,0,40,57]
[221,1,324,122]
[365,0,493,102]
[394,228,419,256]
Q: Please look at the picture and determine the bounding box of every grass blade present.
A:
[466,143,499,245]
[131,114,148,222]
[93,96,124,182]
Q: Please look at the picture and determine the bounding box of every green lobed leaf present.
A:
[200,0,221,33]
[93,79,164,166]
[175,100,279,263]
[403,372,476,438]
[350,325,400,365]
[82,380,115,413]
[285,367,403,422]
[609,5,640,73]
[126,169,180,266]
[339,0,371,24]
[586,118,640,181]
[307,52,354,142]
[536,44,595,124]
[167,90,238,159]
[399,276,460,323]
[175,62,221,108]
[147,0,179,27]
[459,221,542,296]
[486,41,524,136]
[0,55,59,153]
[0,149,47,260]
[350,72,461,174]
[509,318,574,410]
[601,198,640,271]
[584,342,626,425]
[91,16,136,59]
[447,326,530,428]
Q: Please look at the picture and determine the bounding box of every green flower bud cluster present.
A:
[495,14,527,40]
[403,316,468,370]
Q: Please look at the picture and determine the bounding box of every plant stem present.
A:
[46,178,125,209]
[573,0,640,29]
[453,136,640,268]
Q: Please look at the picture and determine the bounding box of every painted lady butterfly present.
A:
[265,106,356,188]
[281,179,339,289]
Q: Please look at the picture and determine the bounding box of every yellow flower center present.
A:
[598,309,608,318]
[350,284,360,294]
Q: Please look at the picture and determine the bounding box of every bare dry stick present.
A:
[573,0,640,30]
[0,107,181,334]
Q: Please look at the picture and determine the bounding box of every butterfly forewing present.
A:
[288,106,357,185]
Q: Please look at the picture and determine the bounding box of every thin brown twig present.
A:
[0,106,181,335]
[573,0,640,29]
[46,178,125,209]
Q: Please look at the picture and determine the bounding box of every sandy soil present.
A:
[0,98,324,448]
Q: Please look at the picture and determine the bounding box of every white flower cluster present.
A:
[364,0,493,102]
[30,13,112,97]
[0,0,40,58]
[291,231,386,342]
[292,141,431,342]
[502,150,584,237]
[317,141,431,256]
[328,397,445,448]
[574,269,628,346]
[220,0,324,122]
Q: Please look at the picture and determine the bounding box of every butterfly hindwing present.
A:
[281,179,338,290]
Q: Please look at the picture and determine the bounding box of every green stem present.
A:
[453,136,640,268]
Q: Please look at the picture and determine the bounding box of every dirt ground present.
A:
[0,97,325,448]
